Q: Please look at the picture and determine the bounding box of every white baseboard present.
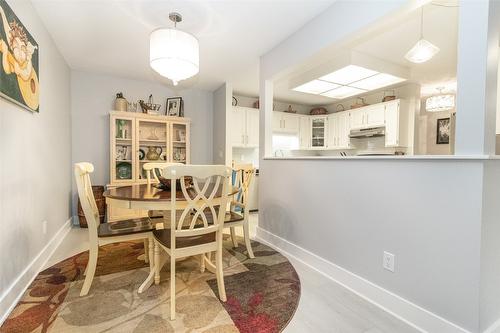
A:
[484,318,500,333]
[0,218,72,325]
[256,226,471,333]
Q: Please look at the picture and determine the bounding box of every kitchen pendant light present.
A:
[405,7,439,64]
[426,87,455,112]
[150,12,199,86]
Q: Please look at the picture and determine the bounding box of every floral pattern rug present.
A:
[1,237,300,333]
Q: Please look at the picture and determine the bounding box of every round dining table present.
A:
[103,183,238,293]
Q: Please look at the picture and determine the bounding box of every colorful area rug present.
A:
[1,237,300,333]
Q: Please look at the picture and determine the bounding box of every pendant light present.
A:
[150,12,199,86]
[405,6,440,64]
[426,87,455,112]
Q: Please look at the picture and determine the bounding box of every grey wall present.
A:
[0,0,71,314]
[71,71,214,213]
[259,159,483,331]
[480,161,500,331]
[213,83,231,165]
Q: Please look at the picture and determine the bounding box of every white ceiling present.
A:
[31,0,336,93]
[273,2,459,105]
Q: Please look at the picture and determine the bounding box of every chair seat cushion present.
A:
[98,217,153,238]
[153,228,216,249]
[225,211,244,223]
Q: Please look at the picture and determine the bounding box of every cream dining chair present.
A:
[74,162,155,296]
[152,164,232,320]
[225,163,255,258]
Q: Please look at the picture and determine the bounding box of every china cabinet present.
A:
[109,111,190,221]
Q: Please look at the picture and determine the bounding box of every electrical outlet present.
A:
[383,251,395,272]
[42,220,47,235]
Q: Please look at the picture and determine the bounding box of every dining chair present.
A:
[152,164,232,320]
[225,163,255,258]
[74,162,155,296]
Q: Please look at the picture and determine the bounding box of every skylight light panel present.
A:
[320,86,366,99]
[350,73,405,90]
[292,80,340,95]
[319,65,378,85]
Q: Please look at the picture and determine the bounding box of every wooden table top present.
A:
[104,184,238,202]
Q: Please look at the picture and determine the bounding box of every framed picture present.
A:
[436,117,450,144]
[0,0,40,112]
[166,97,183,117]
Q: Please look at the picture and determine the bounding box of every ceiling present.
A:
[31,0,336,92]
[273,2,459,105]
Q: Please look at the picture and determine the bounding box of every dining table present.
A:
[103,183,239,293]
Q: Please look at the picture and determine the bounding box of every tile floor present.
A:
[44,213,419,333]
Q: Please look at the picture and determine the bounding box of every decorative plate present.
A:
[138,149,145,160]
[116,162,132,179]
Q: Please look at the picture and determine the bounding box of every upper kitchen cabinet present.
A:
[384,99,409,147]
[299,116,311,149]
[230,106,259,148]
[350,104,385,129]
[310,116,328,149]
[327,111,351,149]
[273,111,300,133]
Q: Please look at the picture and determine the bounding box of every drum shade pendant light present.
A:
[150,12,199,86]
[405,7,439,64]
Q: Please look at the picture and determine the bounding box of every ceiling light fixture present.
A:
[150,12,199,86]
[321,86,367,99]
[319,65,378,85]
[292,80,340,94]
[351,73,406,90]
[405,6,439,64]
[426,87,455,112]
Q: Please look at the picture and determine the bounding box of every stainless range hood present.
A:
[349,126,385,138]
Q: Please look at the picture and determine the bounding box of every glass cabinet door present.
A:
[137,119,168,181]
[112,118,135,182]
[171,123,189,164]
[311,117,326,148]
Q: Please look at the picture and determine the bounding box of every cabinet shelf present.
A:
[139,139,167,143]
[115,160,132,162]
[139,160,168,163]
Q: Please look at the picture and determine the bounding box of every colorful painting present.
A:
[0,0,39,112]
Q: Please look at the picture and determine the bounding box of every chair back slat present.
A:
[74,162,100,242]
[232,163,254,207]
[164,165,231,244]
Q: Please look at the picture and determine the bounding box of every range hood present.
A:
[349,126,385,138]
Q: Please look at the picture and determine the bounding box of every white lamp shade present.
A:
[150,28,199,85]
[426,94,455,112]
[404,38,439,64]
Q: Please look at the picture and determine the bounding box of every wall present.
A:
[259,159,482,331]
[234,93,312,114]
[213,82,231,165]
[71,71,214,213]
[421,108,455,155]
[0,0,71,322]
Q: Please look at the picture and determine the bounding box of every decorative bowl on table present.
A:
[156,176,193,191]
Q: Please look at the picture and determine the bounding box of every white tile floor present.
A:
[45,213,418,333]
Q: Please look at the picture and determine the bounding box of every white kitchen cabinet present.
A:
[311,116,328,149]
[327,111,351,149]
[299,116,310,149]
[350,104,385,129]
[384,99,408,147]
[231,106,259,148]
[273,111,300,133]
[246,108,259,147]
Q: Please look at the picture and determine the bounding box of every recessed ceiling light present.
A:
[321,86,367,99]
[350,73,406,90]
[292,80,340,95]
[319,65,378,85]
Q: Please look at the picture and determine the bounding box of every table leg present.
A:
[139,244,168,293]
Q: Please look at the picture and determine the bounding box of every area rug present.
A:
[0,237,300,333]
